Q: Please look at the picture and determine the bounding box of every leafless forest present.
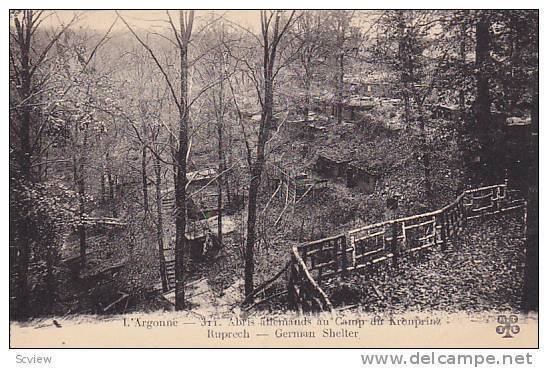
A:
[9,10,538,319]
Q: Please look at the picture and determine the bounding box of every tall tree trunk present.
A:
[169,133,177,192]
[15,219,31,319]
[100,172,106,206]
[508,14,520,113]
[243,10,295,298]
[78,187,86,269]
[14,11,34,319]
[398,19,411,125]
[107,167,117,217]
[77,130,88,269]
[522,91,538,312]
[141,113,149,218]
[336,54,344,124]
[474,11,492,184]
[44,242,56,313]
[142,146,149,217]
[11,10,75,318]
[418,107,432,204]
[244,165,261,297]
[244,60,274,298]
[115,175,122,200]
[459,21,466,117]
[303,62,311,121]
[18,30,32,183]
[42,146,49,181]
[154,155,168,292]
[174,118,188,310]
[217,112,224,249]
[224,156,232,208]
[174,10,193,310]
[216,52,226,249]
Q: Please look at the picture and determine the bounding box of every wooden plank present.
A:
[313,259,337,269]
[471,203,494,213]
[465,184,505,194]
[471,192,494,200]
[404,218,435,230]
[417,233,436,242]
[300,233,345,248]
[354,248,384,259]
[354,229,385,241]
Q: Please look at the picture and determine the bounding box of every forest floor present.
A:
[322,212,526,313]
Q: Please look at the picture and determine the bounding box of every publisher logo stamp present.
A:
[496,315,520,338]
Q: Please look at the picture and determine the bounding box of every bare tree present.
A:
[326,11,359,124]
[117,10,195,309]
[119,10,228,308]
[291,11,329,121]
[229,10,298,298]
[9,10,78,318]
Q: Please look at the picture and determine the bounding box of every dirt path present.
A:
[162,278,245,317]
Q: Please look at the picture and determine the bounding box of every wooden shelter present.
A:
[346,161,381,193]
[432,104,459,121]
[343,74,393,98]
[185,215,237,261]
[505,114,532,190]
[186,168,217,188]
[188,186,225,220]
[306,121,329,135]
[314,153,351,179]
[341,97,375,122]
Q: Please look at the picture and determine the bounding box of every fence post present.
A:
[385,196,399,268]
[287,256,296,309]
[460,195,468,227]
[297,266,307,313]
[460,199,467,229]
[333,237,341,276]
[340,235,348,275]
[440,212,448,251]
[350,234,356,269]
[391,222,399,269]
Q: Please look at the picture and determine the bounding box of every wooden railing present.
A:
[79,216,128,227]
[288,245,333,313]
[288,182,526,312]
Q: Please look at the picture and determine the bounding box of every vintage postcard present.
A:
[8,9,538,349]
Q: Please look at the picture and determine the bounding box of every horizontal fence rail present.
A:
[287,182,526,313]
[81,217,128,227]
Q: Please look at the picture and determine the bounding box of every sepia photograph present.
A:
[8,8,539,349]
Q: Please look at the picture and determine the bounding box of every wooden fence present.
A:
[288,182,526,313]
[79,216,128,227]
[288,245,333,313]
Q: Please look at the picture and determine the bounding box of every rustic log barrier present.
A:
[287,182,526,312]
[288,245,333,313]
[79,216,128,227]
